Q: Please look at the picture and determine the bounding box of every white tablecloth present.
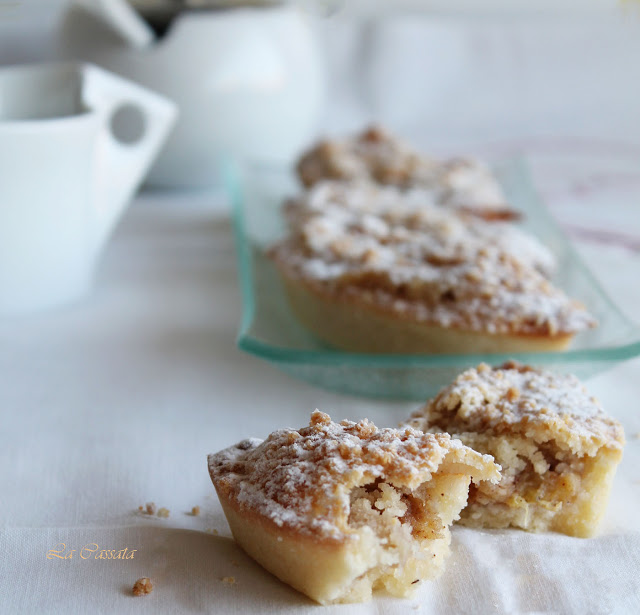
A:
[1,150,640,614]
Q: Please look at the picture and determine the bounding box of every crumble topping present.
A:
[407,362,625,456]
[296,125,513,217]
[284,181,555,275]
[208,411,499,541]
[271,182,594,336]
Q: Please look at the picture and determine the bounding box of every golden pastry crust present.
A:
[275,269,574,354]
[405,362,625,537]
[208,411,500,604]
[296,125,518,220]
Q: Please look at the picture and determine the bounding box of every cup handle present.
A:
[81,63,177,251]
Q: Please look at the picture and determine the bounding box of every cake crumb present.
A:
[191,506,201,516]
[221,576,236,585]
[132,577,153,596]
[157,507,170,518]
[206,528,219,535]
[143,502,156,515]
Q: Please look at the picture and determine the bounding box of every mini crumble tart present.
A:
[269,181,594,355]
[404,362,625,538]
[207,410,500,605]
[296,125,518,220]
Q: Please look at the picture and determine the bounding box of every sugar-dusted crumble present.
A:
[296,125,514,219]
[209,410,498,541]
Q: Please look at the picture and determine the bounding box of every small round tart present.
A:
[208,411,500,605]
[270,177,594,355]
[296,125,518,220]
[405,362,625,537]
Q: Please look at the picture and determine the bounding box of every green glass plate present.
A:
[226,158,640,400]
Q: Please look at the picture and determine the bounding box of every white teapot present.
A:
[58,0,326,187]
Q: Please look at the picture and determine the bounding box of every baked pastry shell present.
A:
[277,268,573,355]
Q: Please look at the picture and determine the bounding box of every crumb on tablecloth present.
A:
[132,578,153,596]
[157,507,170,518]
[140,502,156,515]
[206,528,218,535]
[191,506,201,516]
[222,577,236,585]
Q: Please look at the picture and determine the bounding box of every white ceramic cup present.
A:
[0,62,177,315]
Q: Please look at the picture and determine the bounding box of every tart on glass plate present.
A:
[270,179,595,355]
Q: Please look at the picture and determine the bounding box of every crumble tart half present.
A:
[269,182,595,354]
[296,125,517,220]
[404,362,625,538]
[208,410,500,605]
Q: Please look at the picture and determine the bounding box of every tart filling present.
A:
[208,410,500,604]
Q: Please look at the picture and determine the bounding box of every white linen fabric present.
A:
[1,151,640,614]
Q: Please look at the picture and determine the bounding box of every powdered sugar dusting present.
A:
[285,181,555,275]
[208,411,499,541]
[408,362,624,454]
